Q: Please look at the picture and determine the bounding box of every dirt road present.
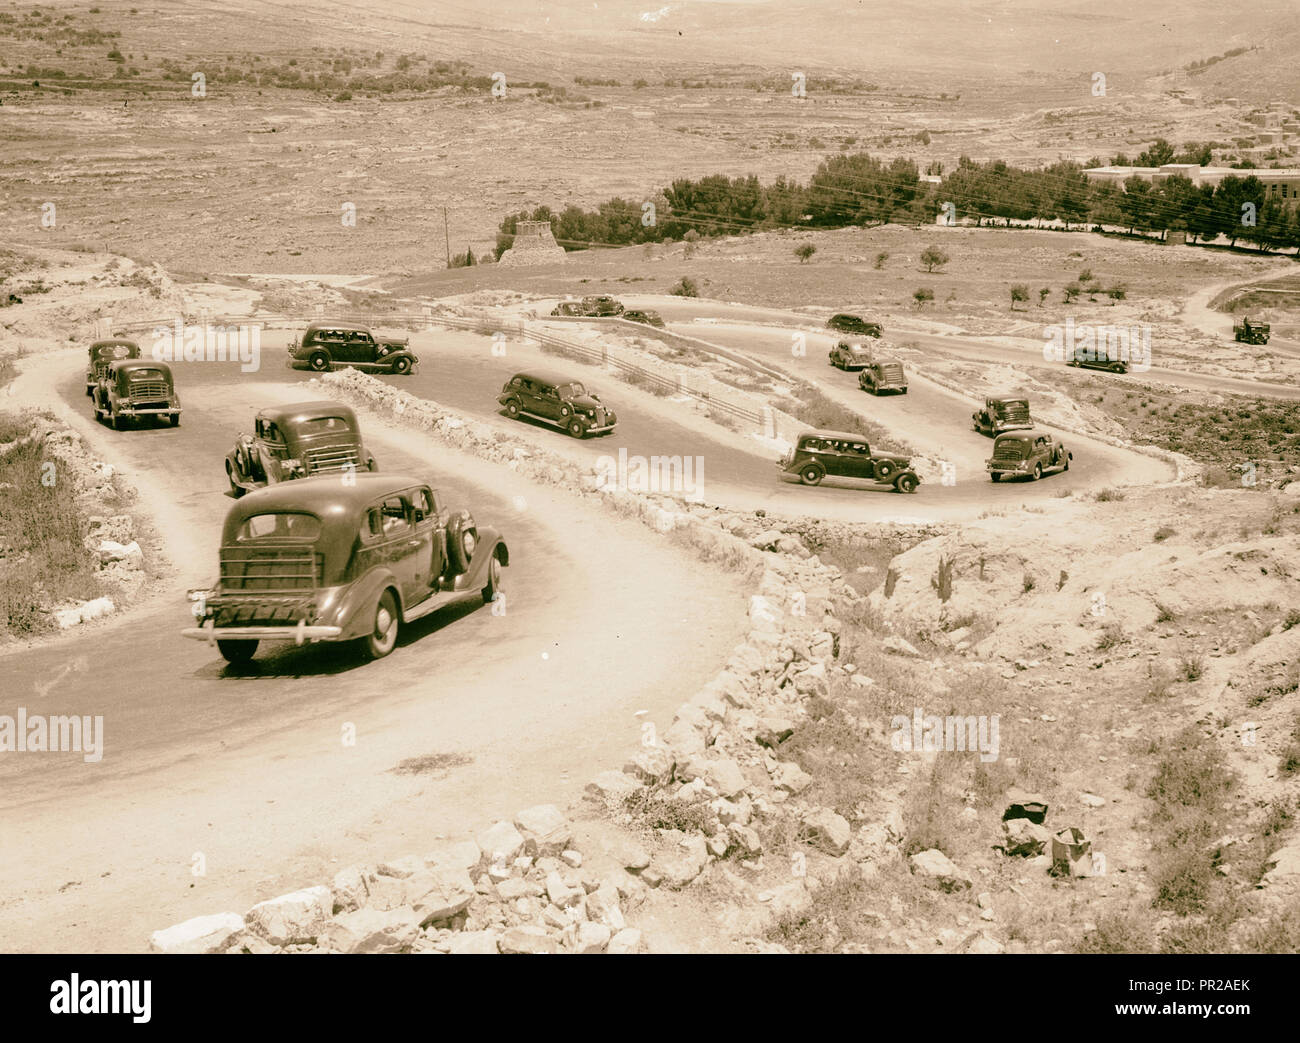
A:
[0,352,751,952]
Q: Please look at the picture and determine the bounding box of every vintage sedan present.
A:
[85,338,140,395]
[183,474,508,664]
[779,429,919,493]
[580,295,625,317]
[225,401,377,497]
[827,314,883,338]
[498,369,617,438]
[986,429,1071,482]
[93,359,181,429]
[287,322,417,375]
[828,341,873,370]
[1234,317,1270,345]
[858,357,908,395]
[972,396,1032,436]
[623,309,666,328]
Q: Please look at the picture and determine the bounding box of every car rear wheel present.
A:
[481,550,503,604]
[567,418,588,439]
[308,351,330,372]
[217,639,257,665]
[111,414,124,430]
[895,472,918,494]
[364,589,399,660]
[392,356,411,375]
[504,398,521,418]
[800,466,823,486]
[1033,463,1043,480]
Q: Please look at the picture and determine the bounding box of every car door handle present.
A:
[407,539,423,548]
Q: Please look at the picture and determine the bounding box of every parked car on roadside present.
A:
[498,369,617,438]
[1233,317,1270,345]
[551,300,584,316]
[779,429,919,493]
[93,359,181,429]
[827,314,883,338]
[828,341,873,370]
[858,357,908,395]
[972,396,1032,436]
[986,429,1071,482]
[183,473,508,664]
[623,309,666,328]
[225,401,377,497]
[287,322,417,375]
[85,339,140,396]
[581,295,625,317]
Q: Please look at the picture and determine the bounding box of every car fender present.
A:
[332,567,403,641]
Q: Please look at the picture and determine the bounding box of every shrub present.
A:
[794,243,817,263]
[669,276,698,297]
[1153,525,1176,542]
[920,245,949,273]
[912,287,934,307]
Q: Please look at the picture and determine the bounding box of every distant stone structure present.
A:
[498,220,567,267]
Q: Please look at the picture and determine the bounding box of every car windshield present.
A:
[295,416,352,436]
[558,382,586,397]
[235,513,322,541]
[96,344,135,361]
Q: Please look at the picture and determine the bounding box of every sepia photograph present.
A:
[0,0,1296,1009]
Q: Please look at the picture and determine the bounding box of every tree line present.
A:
[495,145,1300,257]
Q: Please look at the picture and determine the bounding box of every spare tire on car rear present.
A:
[445,510,478,574]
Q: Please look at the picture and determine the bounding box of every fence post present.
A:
[762,405,776,440]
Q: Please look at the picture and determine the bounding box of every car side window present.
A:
[381,497,409,535]
[511,376,522,388]
[411,489,435,522]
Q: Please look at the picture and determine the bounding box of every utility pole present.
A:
[443,207,451,269]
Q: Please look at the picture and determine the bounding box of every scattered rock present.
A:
[245,886,332,946]
[909,849,973,892]
[149,912,245,955]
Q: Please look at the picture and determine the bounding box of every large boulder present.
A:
[245,886,332,946]
[909,849,973,892]
[410,866,476,925]
[514,805,572,857]
[322,907,421,954]
[477,820,526,868]
[500,925,561,954]
[148,912,245,954]
[802,808,852,857]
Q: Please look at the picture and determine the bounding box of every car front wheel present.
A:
[481,551,503,604]
[217,639,257,664]
[1032,463,1043,480]
[568,418,588,438]
[990,472,1001,482]
[504,398,521,418]
[364,589,400,660]
[895,472,918,494]
[392,356,411,375]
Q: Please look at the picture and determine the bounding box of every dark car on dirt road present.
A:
[623,309,666,329]
[225,401,377,497]
[829,341,873,370]
[183,473,508,664]
[93,359,181,429]
[498,369,617,438]
[827,314,883,338]
[85,338,140,395]
[858,357,908,395]
[1234,317,1270,345]
[972,395,1032,436]
[287,322,417,375]
[581,295,625,317]
[986,429,1071,482]
[1065,345,1128,374]
[780,429,919,493]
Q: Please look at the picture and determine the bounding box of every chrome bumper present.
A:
[182,620,342,644]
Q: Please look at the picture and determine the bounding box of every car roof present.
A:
[111,359,171,375]
[989,395,1028,403]
[994,428,1050,440]
[256,400,358,426]
[800,429,870,443]
[830,313,863,319]
[303,321,372,335]
[512,369,584,386]
[229,472,429,521]
[871,357,903,365]
[90,338,140,350]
